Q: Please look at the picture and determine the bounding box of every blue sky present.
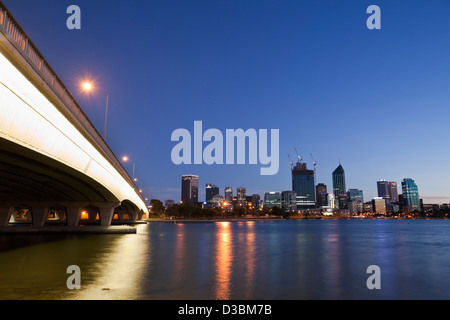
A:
[4,0,450,203]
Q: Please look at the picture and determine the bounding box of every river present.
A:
[0,219,449,300]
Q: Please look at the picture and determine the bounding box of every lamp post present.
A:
[82,82,109,141]
[122,155,138,182]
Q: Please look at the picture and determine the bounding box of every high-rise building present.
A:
[224,187,233,202]
[389,182,399,203]
[377,180,390,202]
[264,192,281,208]
[372,197,387,215]
[181,175,199,204]
[332,164,346,197]
[237,187,246,206]
[348,189,364,213]
[315,183,327,207]
[337,194,348,210]
[206,184,220,204]
[377,180,399,204]
[402,178,420,213]
[292,161,316,208]
[317,192,329,207]
[281,191,297,212]
[348,189,364,203]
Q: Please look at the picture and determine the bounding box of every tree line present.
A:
[149,199,290,219]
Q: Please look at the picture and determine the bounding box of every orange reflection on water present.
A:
[244,221,256,298]
[174,223,185,286]
[215,222,233,300]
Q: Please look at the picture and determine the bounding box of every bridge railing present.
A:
[0,2,143,201]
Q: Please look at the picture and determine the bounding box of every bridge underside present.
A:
[0,137,117,203]
[0,137,144,229]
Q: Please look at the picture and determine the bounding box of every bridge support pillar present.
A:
[0,207,13,228]
[99,203,120,227]
[66,205,83,227]
[130,211,138,222]
[32,206,50,227]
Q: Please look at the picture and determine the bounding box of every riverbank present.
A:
[145,216,449,223]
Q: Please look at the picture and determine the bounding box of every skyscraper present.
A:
[292,161,316,208]
[224,186,233,202]
[315,183,327,207]
[348,189,364,213]
[332,163,346,197]
[237,187,246,206]
[205,184,220,204]
[181,175,199,204]
[348,189,364,203]
[402,178,420,213]
[377,180,390,202]
[377,180,399,204]
[389,182,399,203]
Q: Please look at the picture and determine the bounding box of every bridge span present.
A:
[0,2,149,232]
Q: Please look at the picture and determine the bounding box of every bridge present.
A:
[0,2,149,232]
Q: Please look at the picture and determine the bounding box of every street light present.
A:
[81,81,109,141]
[121,155,137,181]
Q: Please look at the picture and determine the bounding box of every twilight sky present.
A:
[4,0,450,204]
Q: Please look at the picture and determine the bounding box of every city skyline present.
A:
[3,0,450,205]
[170,166,432,211]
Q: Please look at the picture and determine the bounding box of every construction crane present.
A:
[288,154,294,170]
[310,153,317,174]
[293,147,302,163]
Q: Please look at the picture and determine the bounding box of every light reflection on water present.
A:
[1,220,450,300]
[215,222,232,300]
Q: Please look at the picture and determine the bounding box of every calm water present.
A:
[1,219,450,300]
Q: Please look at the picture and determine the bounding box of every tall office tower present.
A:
[237,187,246,206]
[224,186,233,202]
[389,182,399,203]
[281,191,297,212]
[402,178,420,213]
[348,189,364,203]
[332,163,346,197]
[378,180,399,204]
[317,192,329,207]
[315,183,327,207]
[181,175,199,204]
[337,194,348,209]
[264,192,281,208]
[205,184,220,204]
[292,161,316,208]
[377,180,390,202]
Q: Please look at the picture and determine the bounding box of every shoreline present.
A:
[145,216,449,223]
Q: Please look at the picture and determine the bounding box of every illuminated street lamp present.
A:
[121,155,136,181]
[81,81,109,141]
